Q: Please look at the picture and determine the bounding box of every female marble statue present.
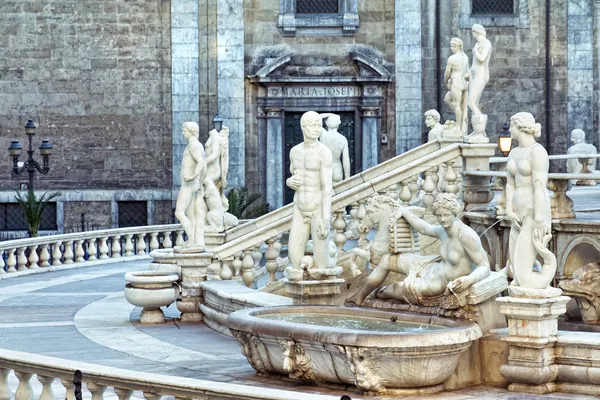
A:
[346,193,490,306]
[444,38,469,134]
[505,112,556,289]
[467,24,492,116]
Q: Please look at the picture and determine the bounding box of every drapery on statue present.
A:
[205,126,230,209]
[346,193,490,306]
[286,111,334,271]
[444,38,469,135]
[318,113,351,184]
[174,122,207,253]
[504,112,557,289]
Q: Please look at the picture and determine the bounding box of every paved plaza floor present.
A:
[1,260,600,400]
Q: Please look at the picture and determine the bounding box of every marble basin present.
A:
[227,306,482,395]
[124,271,179,324]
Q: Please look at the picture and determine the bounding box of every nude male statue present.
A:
[319,113,351,183]
[205,126,230,209]
[286,111,334,270]
[444,38,469,134]
[174,121,207,252]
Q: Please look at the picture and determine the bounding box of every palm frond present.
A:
[14,190,61,237]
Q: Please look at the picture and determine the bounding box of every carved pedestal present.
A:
[175,252,214,322]
[284,278,344,305]
[461,144,497,211]
[497,286,570,394]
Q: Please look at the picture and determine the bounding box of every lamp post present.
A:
[497,122,512,157]
[212,113,223,131]
[8,120,53,192]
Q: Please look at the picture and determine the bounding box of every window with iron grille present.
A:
[296,0,339,14]
[472,0,514,15]
[0,203,57,231]
[118,201,148,227]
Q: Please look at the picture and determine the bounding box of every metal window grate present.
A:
[0,203,57,231]
[118,201,148,227]
[296,0,339,14]
[472,0,514,15]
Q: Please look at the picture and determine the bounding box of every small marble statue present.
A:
[465,113,490,143]
[286,111,334,271]
[424,110,444,142]
[566,129,597,185]
[467,24,492,116]
[205,126,230,209]
[444,38,469,135]
[347,193,490,306]
[558,262,600,324]
[505,112,556,289]
[319,113,351,183]
[174,122,207,252]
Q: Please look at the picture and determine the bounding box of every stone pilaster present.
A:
[360,106,380,170]
[217,0,245,187]
[176,252,214,322]
[460,144,497,212]
[265,108,283,209]
[497,286,570,394]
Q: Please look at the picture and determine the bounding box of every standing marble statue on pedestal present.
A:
[205,126,230,209]
[286,111,334,271]
[566,128,598,185]
[174,122,207,253]
[444,38,469,135]
[424,110,445,142]
[465,24,492,143]
[319,113,351,183]
[504,112,556,289]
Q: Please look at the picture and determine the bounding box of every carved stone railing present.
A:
[0,348,333,400]
[0,224,185,276]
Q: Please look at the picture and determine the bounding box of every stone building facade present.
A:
[1,0,599,235]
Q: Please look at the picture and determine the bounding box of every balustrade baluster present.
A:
[175,231,184,247]
[444,160,458,194]
[432,165,440,195]
[37,375,55,400]
[356,199,369,248]
[251,243,264,268]
[232,252,243,277]
[7,249,17,273]
[87,238,97,261]
[423,168,436,217]
[0,368,10,400]
[333,209,347,255]
[241,250,255,287]
[87,382,106,400]
[14,371,34,400]
[409,174,420,203]
[98,237,109,259]
[39,244,50,267]
[52,242,62,266]
[74,240,85,263]
[0,252,4,274]
[114,388,133,400]
[124,235,134,256]
[265,236,282,284]
[111,236,121,258]
[142,392,161,400]
[162,231,173,249]
[399,178,412,205]
[60,378,75,400]
[63,241,74,264]
[136,234,147,255]
[28,245,39,269]
[17,247,27,271]
[219,258,234,280]
[149,233,159,251]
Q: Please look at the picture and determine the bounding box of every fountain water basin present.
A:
[227,306,482,395]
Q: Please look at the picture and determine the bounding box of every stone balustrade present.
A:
[0,224,184,277]
[0,348,335,400]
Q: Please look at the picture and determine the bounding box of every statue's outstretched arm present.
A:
[397,206,439,238]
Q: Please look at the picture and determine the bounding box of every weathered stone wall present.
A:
[0,0,172,192]
[63,201,112,232]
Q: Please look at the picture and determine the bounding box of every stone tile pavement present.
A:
[0,260,599,399]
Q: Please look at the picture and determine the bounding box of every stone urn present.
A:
[124,271,179,324]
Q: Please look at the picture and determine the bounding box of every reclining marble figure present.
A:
[346,193,490,306]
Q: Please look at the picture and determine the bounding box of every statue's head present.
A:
[424,109,441,127]
[325,114,341,130]
[182,121,199,139]
[510,112,542,140]
[432,193,462,229]
[472,24,486,38]
[571,128,585,144]
[450,37,463,52]
[300,111,322,141]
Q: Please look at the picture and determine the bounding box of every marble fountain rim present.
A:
[227,305,482,348]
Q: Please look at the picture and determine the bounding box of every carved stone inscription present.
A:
[268,86,361,98]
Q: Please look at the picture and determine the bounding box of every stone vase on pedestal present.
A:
[497,286,570,394]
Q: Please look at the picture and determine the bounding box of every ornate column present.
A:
[265,108,283,209]
[360,106,380,170]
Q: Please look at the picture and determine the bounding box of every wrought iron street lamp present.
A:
[212,113,223,131]
[8,119,52,191]
[497,122,512,157]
